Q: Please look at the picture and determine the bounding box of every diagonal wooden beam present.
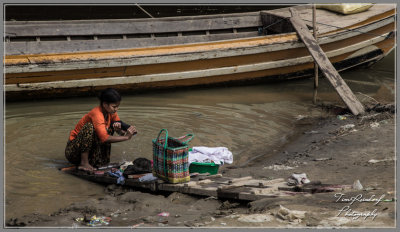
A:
[289,8,365,115]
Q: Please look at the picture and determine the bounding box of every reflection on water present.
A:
[4,52,394,219]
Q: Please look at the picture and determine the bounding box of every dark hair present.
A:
[99,88,121,104]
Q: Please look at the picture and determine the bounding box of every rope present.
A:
[263,18,286,30]
[136,3,154,18]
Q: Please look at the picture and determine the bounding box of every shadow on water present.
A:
[4,50,394,219]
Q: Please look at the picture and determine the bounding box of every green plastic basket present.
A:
[189,162,219,175]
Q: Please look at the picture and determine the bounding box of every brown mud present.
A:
[6,101,396,228]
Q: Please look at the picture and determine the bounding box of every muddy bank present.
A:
[6,103,395,228]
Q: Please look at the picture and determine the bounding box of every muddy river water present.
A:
[4,52,394,219]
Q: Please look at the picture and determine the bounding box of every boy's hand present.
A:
[126,126,138,136]
[113,122,122,130]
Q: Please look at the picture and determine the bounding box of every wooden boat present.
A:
[4,4,395,101]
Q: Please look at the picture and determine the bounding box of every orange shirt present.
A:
[69,106,121,143]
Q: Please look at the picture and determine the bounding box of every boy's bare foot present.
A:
[78,164,96,172]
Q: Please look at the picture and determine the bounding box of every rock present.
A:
[341,124,355,130]
[6,218,26,227]
[263,164,294,171]
[313,157,332,161]
[237,214,273,223]
[275,205,306,223]
[368,158,394,164]
[304,213,321,227]
[370,122,380,128]
[352,179,363,190]
[219,201,240,210]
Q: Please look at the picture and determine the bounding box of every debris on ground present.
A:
[295,115,307,120]
[86,215,112,227]
[275,205,306,223]
[157,212,170,217]
[131,222,144,228]
[263,164,295,171]
[313,157,332,161]
[370,122,380,128]
[368,158,394,164]
[352,180,363,190]
[219,201,240,210]
[236,213,273,223]
[287,173,310,186]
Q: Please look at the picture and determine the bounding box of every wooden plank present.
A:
[217,176,253,185]
[5,31,260,56]
[61,167,355,201]
[289,8,365,115]
[7,11,262,26]
[5,14,262,37]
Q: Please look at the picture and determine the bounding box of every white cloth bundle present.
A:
[188,146,233,165]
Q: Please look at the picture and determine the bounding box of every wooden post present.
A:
[289,8,365,115]
[312,4,318,104]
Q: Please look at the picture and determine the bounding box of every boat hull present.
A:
[4,4,396,101]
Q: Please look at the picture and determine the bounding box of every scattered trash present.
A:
[264,164,295,171]
[352,179,363,190]
[220,222,227,226]
[370,122,380,128]
[275,205,306,223]
[304,130,319,134]
[364,186,376,191]
[383,198,396,202]
[86,215,112,227]
[237,214,273,223]
[368,158,394,164]
[313,157,332,161]
[337,115,347,120]
[341,124,355,130]
[295,115,307,120]
[158,212,170,217]
[119,161,133,171]
[219,201,240,210]
[335,124,357,135]
[131,222,144,228]
[111,211,121,218]
[287,173,310,186]
[380,119,389,124]
[75,217,84,222]
[157,212,169,224]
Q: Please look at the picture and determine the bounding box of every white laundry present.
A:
[139,173,158,182]
[189,146,233,165]
[287,173,311,186]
